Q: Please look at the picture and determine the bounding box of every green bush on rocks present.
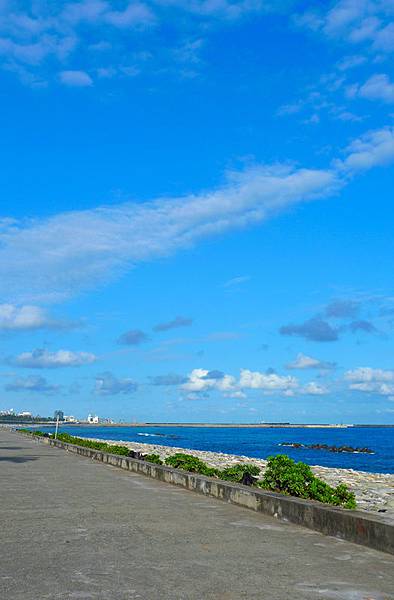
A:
[219,463,260,483]
[144,453,163,465]
[258,454,356,509]
[165,453,219,477]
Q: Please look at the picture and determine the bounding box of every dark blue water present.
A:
[41,425,394,474]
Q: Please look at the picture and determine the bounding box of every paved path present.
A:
[1,430,393,600]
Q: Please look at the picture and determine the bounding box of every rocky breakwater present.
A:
[87,437,394,517]
[279,442,375,453]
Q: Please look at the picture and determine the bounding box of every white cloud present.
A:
[181,367,331,398]
[359,74,394,103]
[337,54,366,71]
[0,304,74,331]
[301,382,328,395]
[0,34,76,66]
[239,368,298,393]
[345,367,394,382]
[0,164,339,302]
[11,348,97,369]
[349,381,394,395]
[1,127,393,303]
[104,2,155,27]
[0,0,269,84]
[182,368,237,393]
[59,70,93,86]
[345,367,394,396]
[155,0,267,20]
[286,353,335,370]
[299,0,394,54]
[335,126,394,172]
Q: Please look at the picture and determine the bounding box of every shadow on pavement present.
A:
[0,455,39,463]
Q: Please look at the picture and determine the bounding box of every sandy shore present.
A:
[87,436,394,516]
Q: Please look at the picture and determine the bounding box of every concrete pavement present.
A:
[1,429,393,600]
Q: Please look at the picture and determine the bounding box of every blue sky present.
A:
[1,0,394,423]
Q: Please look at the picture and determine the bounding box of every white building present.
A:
[64,415,78,423]
[87,414,99,424]
[18,411,32,417]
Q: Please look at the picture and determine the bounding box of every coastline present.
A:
[86,436,394,517]
[56,422,394,428]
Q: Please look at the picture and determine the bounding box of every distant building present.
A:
[18,411,32,417]
[64,415,78,423]
[87,414,99,424]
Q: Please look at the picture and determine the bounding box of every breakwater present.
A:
[41,424,394,473]
[20,431,394,555]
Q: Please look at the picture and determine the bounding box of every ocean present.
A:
[41,424,394,474]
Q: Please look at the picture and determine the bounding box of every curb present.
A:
[22,432,394,555]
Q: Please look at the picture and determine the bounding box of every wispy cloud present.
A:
[298,0,394,54]
[0,0,272,85]
[222,275,250,288]
[334,126,394,172]
[325,299,360,318]
[94,371,138,395]
[0,165,340,303]
[149,373,187,385]
[153,316,193,332]
[5,375,59,394]
[0,304,78,331]
[9,348,97,369]
[1,127,393,304]
[358,74,394,104]
[59,69,93,86]
[117,329,150,345]
[280,317,339,342]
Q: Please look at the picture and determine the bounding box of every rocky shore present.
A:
[87,436,394,517]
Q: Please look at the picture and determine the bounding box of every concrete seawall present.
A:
[23,432,394,555]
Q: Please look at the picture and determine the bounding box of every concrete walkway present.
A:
[1,430,393,600]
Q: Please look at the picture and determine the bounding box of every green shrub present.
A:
[165,453,219,477]
[54,433,129,456]
[258,454,356,509]
[144,453,163,465]
[219,463,260,483]
[20,430,356,509]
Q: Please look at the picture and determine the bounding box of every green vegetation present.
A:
[19,430,356,509]
[165,453,219,477]
[144,453,163,465]
[219,463,260,483]
[56,432,130,456]
[259,454,356,509]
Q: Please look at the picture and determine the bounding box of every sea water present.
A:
[41,425,394,474]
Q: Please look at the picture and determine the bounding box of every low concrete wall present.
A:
[24,433,393,555]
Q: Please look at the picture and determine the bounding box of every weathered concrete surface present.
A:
[1,431,393,600]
